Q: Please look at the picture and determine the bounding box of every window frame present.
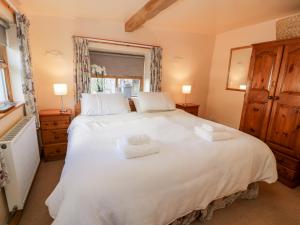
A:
[0,44,13,102]
[91,73,144,94]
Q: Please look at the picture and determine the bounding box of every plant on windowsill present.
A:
[91,64,107,93]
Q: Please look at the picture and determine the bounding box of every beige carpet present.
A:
[19,161,300,225]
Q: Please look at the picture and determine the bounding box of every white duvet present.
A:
[46,109,277,225]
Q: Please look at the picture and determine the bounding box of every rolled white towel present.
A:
[126,134,151,145]
[194,127,233,142]
[116,135,159,159]
[201,124,225,132]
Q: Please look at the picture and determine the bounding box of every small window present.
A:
[90,77,143,97]
[0,68,8,102]
[90,51,144,97]
[90,77,116,94]
[117,78,141,97]
[0,45,11,103]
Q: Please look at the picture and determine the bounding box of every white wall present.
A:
[206,20,277,128]
[28,15,215,116]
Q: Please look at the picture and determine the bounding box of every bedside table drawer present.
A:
[175,104,199,116]
[185,107,198,116]
[40,115,70,122]
[273,150,300,171]
[44,143,67,161]
[41,120,70,130]
[42,129,68,145]
[277,164,299,181]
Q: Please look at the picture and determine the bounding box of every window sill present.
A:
[0,103,24,121]
[0,102,17,113]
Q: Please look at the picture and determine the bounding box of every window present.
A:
[0,45,12,103]
[90,77,116,94]
[117,78,141,97]
[90,76,143,97]
[0,68,8,102]
[89,51,144,97]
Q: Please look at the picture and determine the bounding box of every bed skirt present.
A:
[169,182,259,225]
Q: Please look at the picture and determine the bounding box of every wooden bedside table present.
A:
[176,103,199,116]
[39,109,72,161]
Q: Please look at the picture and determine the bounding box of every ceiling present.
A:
[15,0,300,34]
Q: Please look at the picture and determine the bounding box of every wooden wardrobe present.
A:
[240,38,300,188]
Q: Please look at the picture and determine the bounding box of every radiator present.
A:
[0,116,40,212]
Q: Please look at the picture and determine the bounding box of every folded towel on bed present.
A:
[116,135,159,159]
[194,127,233,142]
[201,124,225,132]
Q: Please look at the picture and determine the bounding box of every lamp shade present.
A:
[53,83,68,96]
[239,84,247,90]
[182,85,192,94]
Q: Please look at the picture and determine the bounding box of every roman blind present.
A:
[90,51,145,77]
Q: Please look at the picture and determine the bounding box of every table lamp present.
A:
[182,85,191,105]
[239,84,247,90]
[53,83,68,112]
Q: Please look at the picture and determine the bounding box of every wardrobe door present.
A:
[267,43,300,159]
[240,45,283,140]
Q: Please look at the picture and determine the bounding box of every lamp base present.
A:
[59,96,67,113]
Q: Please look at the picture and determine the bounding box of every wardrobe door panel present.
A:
[240,45,283,140]
[242,102,267,137]
[267,43,300,158]
[251,53,277,89]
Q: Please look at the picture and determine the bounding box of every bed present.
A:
[46,103,277,225]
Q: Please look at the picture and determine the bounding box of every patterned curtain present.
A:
[150,47,162,92]
[0,150,8,187]
[73,37,91,103]
[16,13,40,127]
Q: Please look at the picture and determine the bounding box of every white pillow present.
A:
[137,92,175,112]
[81,93,101,116]
[81,93,130,116]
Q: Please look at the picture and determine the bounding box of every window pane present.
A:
[0,68,8,103]
[117,79,141,97]
[90,77,116,94]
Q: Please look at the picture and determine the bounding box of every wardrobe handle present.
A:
[268,96,274,100]
[274,96,280,100]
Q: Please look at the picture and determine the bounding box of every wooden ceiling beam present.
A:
[125,0,178,32]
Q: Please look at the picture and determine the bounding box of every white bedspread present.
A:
[46,109,277,225]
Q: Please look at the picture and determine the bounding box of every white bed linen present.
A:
[46,109,277,225]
